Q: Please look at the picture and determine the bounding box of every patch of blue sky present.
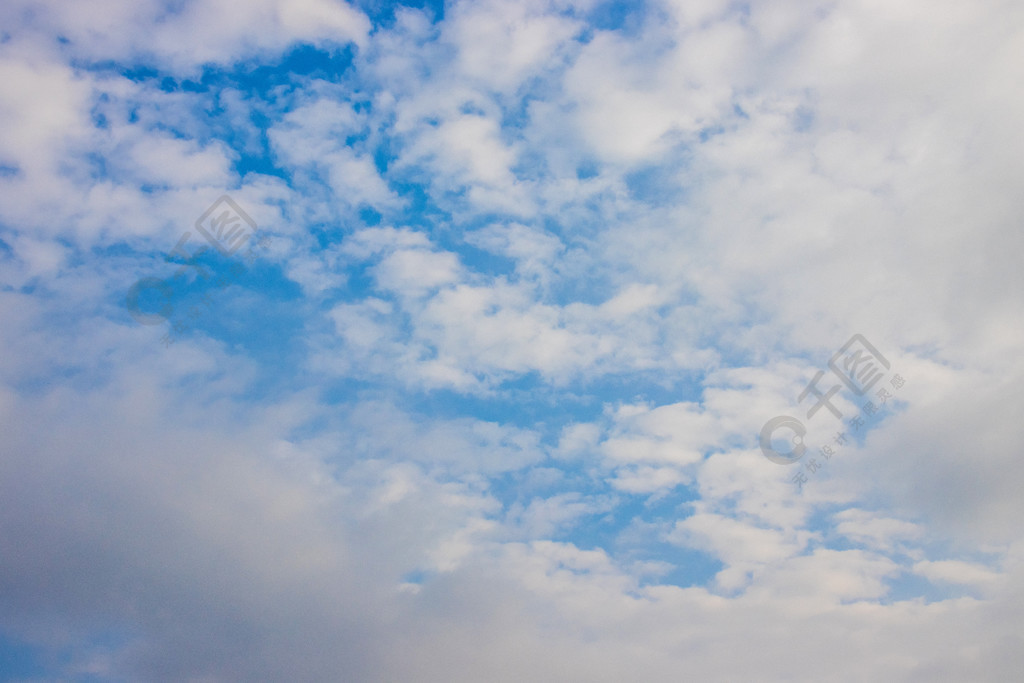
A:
[358,206,384,227]
[0,235,12,261]
[697,123,728,143]
[88,44,356,95]
[542,271,621,309]
[883,543,1001,603]
[0,629,134,683]
[377,180,450,234]
[385,175,472,220]
[575,160,601,180]
[508,481,722,589]
[234,132,289,181]
[883,572,955,604]
[0,634,49,680]
[387,365,708,444]
[94,47,363,184]
[355,0,446,28]
[624,163,692,206]
[153,252,308,360]
[805,506,885,550]
[578,0,654,40]
[560,373,707,414]
[301,219,351,252]
[841,396,909,449]
[591,522,720,588]
[642,551,724,589]
[400,377,584,430]
[447,241,518,280]
[369,135,397,178]
[399,568,432,586]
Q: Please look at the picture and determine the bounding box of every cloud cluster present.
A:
[1,0,1022,679]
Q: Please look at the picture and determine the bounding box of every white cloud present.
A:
[0,54,92,177]
[0,0,370,72]
[609,464,688,493]
[913,560,1001,589]
[373,248,463,296]
[833,508,923,551]
[669,511,808,567]
[506,491,611,538]
[444,0,583,92]
[269,98,402,211]
[464,222,564,284]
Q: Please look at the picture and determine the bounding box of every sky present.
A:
[0,0,1023,680]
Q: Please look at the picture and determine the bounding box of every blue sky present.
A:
[1,0,1024,680]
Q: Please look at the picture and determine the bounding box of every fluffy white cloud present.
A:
[0,0,370,72]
